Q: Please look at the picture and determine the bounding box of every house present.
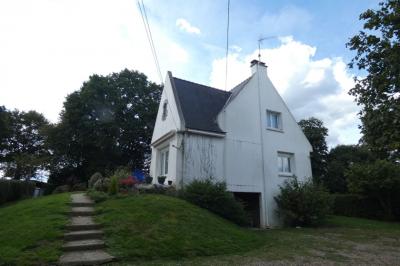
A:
[149,60,312,227]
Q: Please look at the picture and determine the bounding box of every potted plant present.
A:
[168,180,173,186]
[145,176,153,184]
[157,176,166,185]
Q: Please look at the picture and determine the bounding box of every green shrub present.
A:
[88,172,103,189]
[346,160,400,220]
[274,177,332,227]
[87,190,109,203]
[138,184,177,196]
[332,193,385,219]
[52,185,70,194]
[111,167,131,180]
[108,176,119,195]
[180,178,249,226]
[93,178,110,192]
[71,182,87,191]
[0,180,36,204]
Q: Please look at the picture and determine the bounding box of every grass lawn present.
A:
[94,194,400,265]
[0,193,70,265]
[95,194,264,261]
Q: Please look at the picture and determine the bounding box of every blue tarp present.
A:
[133,169,144,182]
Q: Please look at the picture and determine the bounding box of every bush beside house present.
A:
[275,177,332,227]
[180,178,249,226]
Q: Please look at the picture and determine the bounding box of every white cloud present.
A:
[0,0,189,122]
[210,36,361,147]
[176,18,201,35]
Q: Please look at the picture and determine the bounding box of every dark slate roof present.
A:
[172,77,232,133]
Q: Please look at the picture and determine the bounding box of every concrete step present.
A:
[59,250,115,265]
[64,230,103,241]
[70,202,94,207]
[62,239,106,252]
[66,223,101,231]
[69,207,95,216]
[66,216,101,231]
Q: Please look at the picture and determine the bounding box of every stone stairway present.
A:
[59,193,115,265]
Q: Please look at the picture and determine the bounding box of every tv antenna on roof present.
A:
[258,36,277,62]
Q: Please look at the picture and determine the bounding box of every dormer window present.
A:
[267,110,282,130]
[162,100,168,121]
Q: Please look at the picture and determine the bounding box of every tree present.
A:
[0,106,12,160]
[347,0,400,160]
[0,108,50,180]
[325,145,375,193]
[47,69,162,185]
[298,117,328,184]
[346,160,400,220]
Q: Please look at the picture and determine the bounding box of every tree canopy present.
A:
[325,145,375,193]
[347,0,400,160]
[46,69,162,186]
[298,117,328,184]
[0,108,50,180]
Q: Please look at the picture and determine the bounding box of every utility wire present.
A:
[137,0,163,84]
[224,0,230,91]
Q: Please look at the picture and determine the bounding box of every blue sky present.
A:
[0,0,380,146]
[144,0,378,82]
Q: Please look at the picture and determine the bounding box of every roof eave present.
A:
[167,71,186,130]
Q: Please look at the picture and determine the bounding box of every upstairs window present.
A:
[162,100,168,121]
[267,110,282,130]
[278,152,294,175]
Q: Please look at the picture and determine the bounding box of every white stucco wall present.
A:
[180,133,224,185]
[217,64,312,227]
[150,74,183,185]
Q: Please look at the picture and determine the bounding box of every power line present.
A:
[137,0,163,84]
[224,0,230,91]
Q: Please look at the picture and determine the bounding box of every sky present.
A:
[0,0,380,147]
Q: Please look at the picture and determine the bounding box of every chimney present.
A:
[250,59,267,74]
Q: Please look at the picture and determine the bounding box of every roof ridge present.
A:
[173,77,231,95]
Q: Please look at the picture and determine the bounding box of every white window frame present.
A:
[277,152,294,176]
[160,148,169,176]
[266,110,282,131]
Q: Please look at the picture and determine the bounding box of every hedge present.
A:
[0,179,36,205]
[332,194,399,220]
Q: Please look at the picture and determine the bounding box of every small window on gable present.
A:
[277,152,294,176]
[267,110,282,130]
[162,100,168,121]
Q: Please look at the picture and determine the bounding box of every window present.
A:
[267,110,282,130]
[278,153,293,175]
[162,100,168,121]
[160,149,169,175]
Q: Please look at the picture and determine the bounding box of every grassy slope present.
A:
[95,194,400,265]
[95,194,264,261]
[0,193,70,265]
[155,216,400,265]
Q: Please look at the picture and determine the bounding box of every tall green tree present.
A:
[0,106,12,160]
[0,108,50,180]
[47,69,162,184]
[298,117,328,184]
[347,0,400,160]
[325,145,375,193]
